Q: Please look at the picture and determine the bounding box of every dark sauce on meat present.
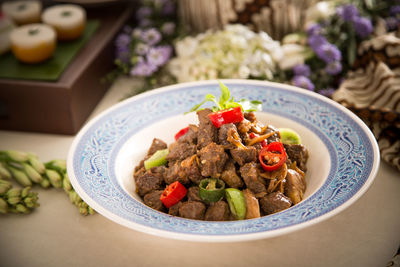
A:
[133,110,309,221]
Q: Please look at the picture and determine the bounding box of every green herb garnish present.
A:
[187,81,262,113]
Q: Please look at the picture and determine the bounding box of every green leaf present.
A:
[187,94,217,113]
[237,99,263,112]
[224,102,241,109]
[186,81,262,113]
[218,81,230,108]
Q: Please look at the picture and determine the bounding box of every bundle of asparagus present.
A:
[0,150,94,215]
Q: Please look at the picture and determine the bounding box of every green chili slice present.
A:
[199,178,225,203]
[225,188,246,220]
[144,149,169,170]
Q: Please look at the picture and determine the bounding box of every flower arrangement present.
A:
[168,24,283,83]
[280,2,376,96]
[110,0,399,98]
[109,0,179,90]
[282,0,400,97]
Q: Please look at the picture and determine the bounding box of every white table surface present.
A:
[1,77,399,267]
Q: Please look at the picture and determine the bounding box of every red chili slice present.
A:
[174,126,190,141]
[160,181,187,208]
[259,142,287,171]
[208,106,244,128]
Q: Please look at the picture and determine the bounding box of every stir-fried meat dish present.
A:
[133,108,309,221]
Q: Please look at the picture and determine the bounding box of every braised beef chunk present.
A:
[205,200,230,221]
[260,192,292,215]
[150,166,167,176]
[284,144,309,171]
[198,142,228,178]
[168,202,182,216]
[218,123,238,149]
[135,170,164,197]
[147,138,168,156]
[265,125,280,144]
[251,142,263,155]
[164,161,190,185]
[133,165,146,180]
[178,124,198,144]
[166,142,197,162]
[230,146,257,166]
[220,159,243,188]
[179,201,206,220]
[197,109,218,149]
[144,190,165,212]
[240,162,267,198]
[180,155,203,185]
[187,186,202,202]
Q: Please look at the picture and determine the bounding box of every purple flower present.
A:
[324,61,342,75]
[293,64,311,77]
[307,35,328,51]
[161,22,176,36]
[115,33,131,49]
[319,88,336,97]
[293,75,315,91]
[135,43,150,56]
[141,28,162,46]
[139,18,153,28]
[385,17,399,31]
[130,61,158,77]
[146,45,172,67]
[390,5,400,16]
[162,0,175,15]
[115,47,130,63]
[306,23,322,36]
[353,16,373,37]
[315,43,342,63]
[122,25,133,34]
[337,4,359,22]
[136,6,152,20]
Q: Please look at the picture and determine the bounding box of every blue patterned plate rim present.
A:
[67,79,380,242]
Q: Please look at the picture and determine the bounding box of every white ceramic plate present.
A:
[67,79,380,242]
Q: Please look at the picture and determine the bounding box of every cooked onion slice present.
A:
[243,189,260,219]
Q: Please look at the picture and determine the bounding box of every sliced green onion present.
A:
[225,188,246,220]
[144,149,169,170]
[278,128,301,145]
[199,178,225,203]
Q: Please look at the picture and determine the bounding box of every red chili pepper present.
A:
[208,106,244,128]
[259,142,287,171]
[174,126,190,141]
[249,132,268,147]
[160,181,187,208]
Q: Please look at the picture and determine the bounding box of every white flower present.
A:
[168,24,283,82]
[175,36,198,57]
[238,65,250,79]
[304,1,335,28]
[279,44,313,70]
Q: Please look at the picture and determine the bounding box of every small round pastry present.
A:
[42,4,86,41]
[0,13,16,55]
[10,23,56,63]
[1,1,42,25]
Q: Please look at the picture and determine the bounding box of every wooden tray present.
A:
[0,4,133,135]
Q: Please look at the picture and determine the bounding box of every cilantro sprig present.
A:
[188,81,262,113]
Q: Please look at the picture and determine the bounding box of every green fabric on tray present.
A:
[0,20,100,81]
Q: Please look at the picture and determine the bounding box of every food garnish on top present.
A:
[133,82,308,221]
